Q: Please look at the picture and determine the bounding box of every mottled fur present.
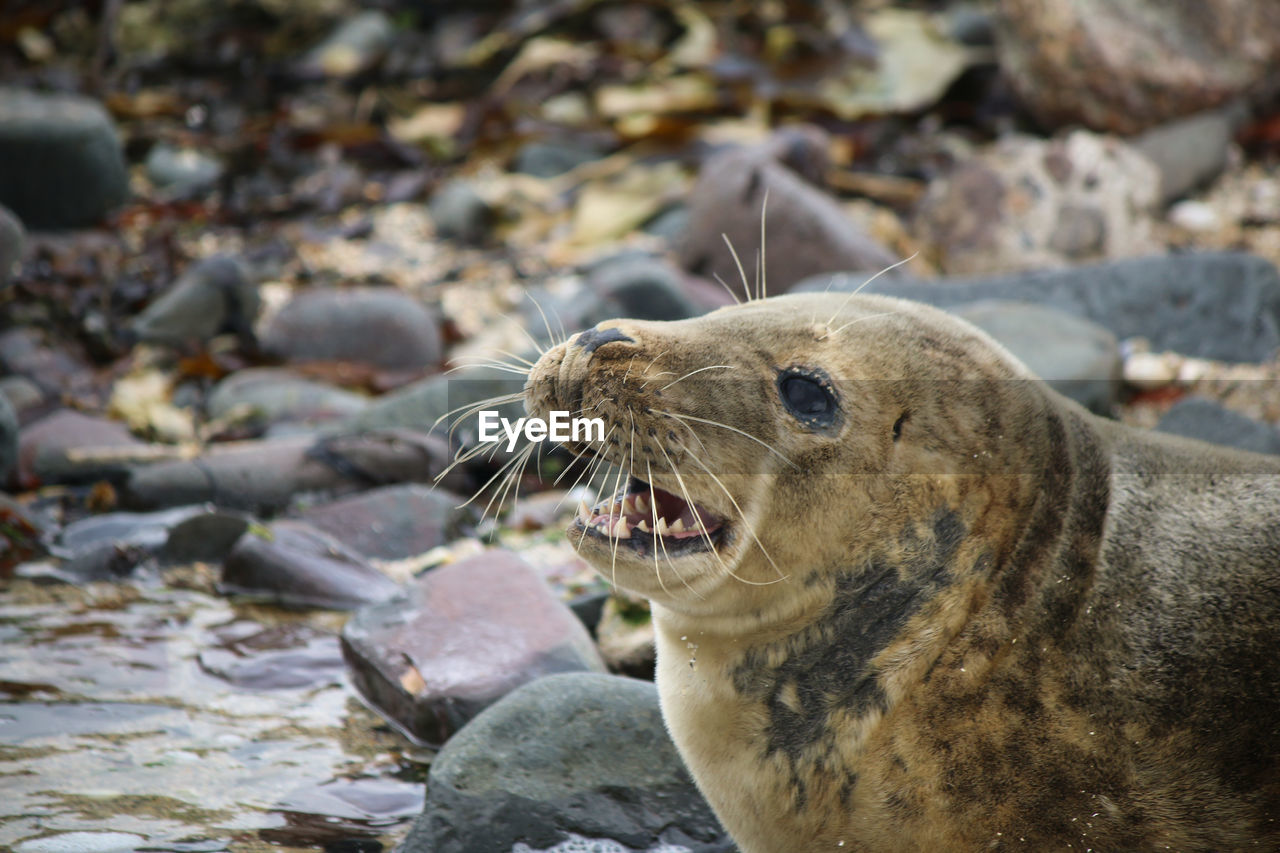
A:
[524,293,1280,852]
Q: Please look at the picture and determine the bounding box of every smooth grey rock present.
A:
[295,483,465,561]
[306,428,467,493]
[1155,398,1280,456]
[0,392,16,485]
[162,509,252,564]
[17,409,143,488]
[642,204,690,242]
[429,180,493,245]
[0,87,128,228]
[222,520,401,610]
[951,301,1121,414]
[260,287,441,371]
[132,255,259,346]
[513,140,606,178]
[121,435,364,513]
[801,253,1280,363]
[400,672,733,853]
[678,146,897,295]
[586,252,700,322]
[297,10,393,78]
[0,203,24,285]
[207,368,368,427]
[55,505,207,558]
[340,550,607,746]
[348,366,523,441]
[0,375,43,417]
[197,622,344,690]
[1134,110,1235,205]
[0,327,94,399]
[145,143,224,194]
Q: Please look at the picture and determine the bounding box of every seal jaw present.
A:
[572,476,729,558]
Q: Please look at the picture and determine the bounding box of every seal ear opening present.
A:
[893,412,908,441]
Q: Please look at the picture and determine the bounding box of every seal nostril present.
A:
[574,327,634,355]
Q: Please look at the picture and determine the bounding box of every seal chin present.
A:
[571,475,729,558]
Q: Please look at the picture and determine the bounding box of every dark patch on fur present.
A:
[731,509,965,808]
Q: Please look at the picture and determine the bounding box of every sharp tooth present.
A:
[577,501,591,524]
[670,519,686,533]
[621,496,636,516]
[612,517,631,539]
[636,519,650,533]
[634,494,649,514]
[655,517,669,536]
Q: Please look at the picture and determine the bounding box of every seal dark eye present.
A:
[777,367,840,430]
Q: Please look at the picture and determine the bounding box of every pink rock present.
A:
[340,549,606,745]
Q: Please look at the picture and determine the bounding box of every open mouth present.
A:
[574,476,728,556]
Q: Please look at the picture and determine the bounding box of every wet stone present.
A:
[428,180,494,245]
[295,484,465,561]
[996,0,1280,134]
[1155,398,1280,457]
[950,301,1121,415]
[677,146,897,295]
[297,10,394,79]
[261,287,441,371]
[162,509,252,565]
[0,202,24,286]
[145,143,225,195]
[513,140,607,178]
[198,622,345,690]
[340,550,606,746]
[914,130,1159,274]
[306,429,465,493]
[207,368,368,429]
[132,255,259,347]
[221,520,402,610]
[1134,108,1239,205]
[0,375,43,419]
[399,672,733,853]
[806,253,1280,364]
[585,252,700,322]
[15,831,148,853]
[0,87,128,228]
[0,392,16,485]
[55,505,208,558]
[0,327,95,401]
[347,367,523,442]
[17,409,143,488]
[121,435,364,513]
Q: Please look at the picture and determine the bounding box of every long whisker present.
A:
[823,253,918,329]
[826,310,904,340]
[526,291,567,348]
[657,365,733,393]
[759,189,769,301]
[722,234,753,303]
[655,441,773,587]
[677,439,788,584]
[658,409,799,471]
[647,459,700,599]
[712,272,742,304]
[445,360,531,377]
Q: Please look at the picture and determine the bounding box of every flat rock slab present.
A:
[121,435,365,513]
[131,255,259,346]
[1156,398,1280,457]
[261,286,442,371]
[804,253,1280,364]
[207,367,368,428]
[222,519,402,610]
[677,146,896,296]
[0,88,128,228]
[295,483,465,561]
[950,301,1120,414]
[17,409,143,488]
[400,672,734,853]
[340,550,606,746]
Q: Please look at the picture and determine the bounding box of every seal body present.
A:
[523,293,1280,852]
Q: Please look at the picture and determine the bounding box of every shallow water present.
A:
[0,570,427,852]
